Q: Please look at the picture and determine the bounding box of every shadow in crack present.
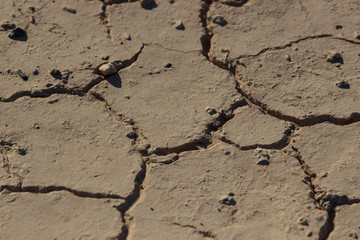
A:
[107,73,122,88]
[143,1,158,10]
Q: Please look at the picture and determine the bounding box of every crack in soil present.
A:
[220,0,249,7]
[234,77,360,127]
[0,44,144,103]
[172,222,218,239]
[0,184,125,199]
[149,96,247,156]
[290,146,335,240]
[220,123,295,151]
[115,159,147,240]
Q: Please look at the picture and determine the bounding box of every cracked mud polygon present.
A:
[1,0,359,240]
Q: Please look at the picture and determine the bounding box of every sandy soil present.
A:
[1,0,359,239]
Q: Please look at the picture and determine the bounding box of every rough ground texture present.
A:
[0,0,359,239]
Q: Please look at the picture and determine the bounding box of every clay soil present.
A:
[1,0,360,240]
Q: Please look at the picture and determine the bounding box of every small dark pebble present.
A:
[62,6,76,14]
[17,148,27,155]
[1,21,16,30]
[46,83,53,88]
[175,20,185,30]
[48,99,59,104]
[16,70,28,81]
[335,25,343,30]
[256,150,270,166]
[327,51,343,64]
[33,69,39,75]
[8,27,26,39]
[29,6,35,12]
[299,217,309,226]
[50,69,61,78]
[126,131,138,140]
[164,63,172,68]
[220,196,236,206]
[213,16,227,26]
[336,81,350,89]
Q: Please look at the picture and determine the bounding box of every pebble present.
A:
[285,54,291,61]
[98,63,117,76]
[123,32,131,40]
[336,80,350,89]
[33,69,39,75]
[17,147,27,156]
[256,149,270,165]
[327,51,342,63]
[205,107,217,115]
[174,20,185,30]
[219,195,236,206]
[213,16,227,26]
[8,27,26,39]
[1,20,15,30]
[33,123,40,129]
[164,63,172,68]
[112,61,124,70]
[349,232,358,239]
[299,217,309,226]
[126,131,138,140]
[101,55,110,60]
[16,70,28,81]
[50,69,62,78]
[62,6,77,14]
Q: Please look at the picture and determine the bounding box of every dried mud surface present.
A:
[0,0,359,239]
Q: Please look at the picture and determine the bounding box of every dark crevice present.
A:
[151,97,247,157]
[235,82,360,126]
[0,184,125,199]
[90,91,151,157]
[220,0,249,7]
[319,210,335,240]
[102,0,137,5]
[234,34,332,60]
[291,146,321,206]
[0,45,144,103]
[151,137,212,156]
[115,160,147,240]
[220,124,295,151]
[199,0,212,60]
[172,222,217,239]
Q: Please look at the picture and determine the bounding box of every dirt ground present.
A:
[1,0,359,239]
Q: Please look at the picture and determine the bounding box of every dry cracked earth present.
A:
[0,0,360,239]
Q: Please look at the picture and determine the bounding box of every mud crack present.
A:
[0,44,144,103]
[115,160,147,240]
[234,81,360,126]
[149,95,247,156]
[0,184,125,199]
[220,123,295,151]
[172,222,217,239]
